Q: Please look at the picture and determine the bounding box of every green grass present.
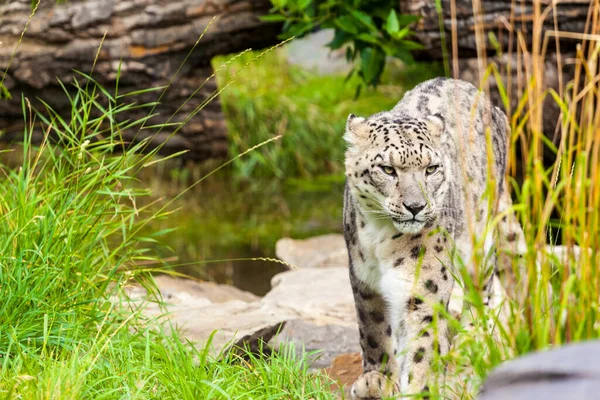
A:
[2,326,334,399]
[2,329,334,399]
[0,77,336,399]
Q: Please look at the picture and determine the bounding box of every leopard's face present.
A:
[345,113,449,234]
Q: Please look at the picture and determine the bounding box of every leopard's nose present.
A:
[403,202,425,216]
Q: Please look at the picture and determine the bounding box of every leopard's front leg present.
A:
[380,264,454,397]
[401,292,451,396]
[349,266,401,399]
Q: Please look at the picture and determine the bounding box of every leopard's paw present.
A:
[351,371,400,399]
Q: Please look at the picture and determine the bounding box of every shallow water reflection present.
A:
[141,172,345,296]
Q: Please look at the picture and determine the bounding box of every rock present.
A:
[264,267,355,325]
[125,275,259,305]
[478,341,600,400]
[128,266,356,356]
[286,29,352,76]
[275,234,348,269]
[123,275,273,352]
[144,299,287,353]
[155,275,259,303]
[227,321,287,360]
[270,319,360,369]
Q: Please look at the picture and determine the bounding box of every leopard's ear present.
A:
[425,113,445,137]
[344,114,368,146]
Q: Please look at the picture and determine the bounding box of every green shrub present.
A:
[264,0,422,87]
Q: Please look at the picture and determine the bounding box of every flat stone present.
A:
[275,234,348,269]
[126,275,259,305]
[270,319,360,369]
[127,267,356,356]
[144,300,286,353]
[264,267,355,325]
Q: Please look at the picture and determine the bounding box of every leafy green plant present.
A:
[264,0,422,89]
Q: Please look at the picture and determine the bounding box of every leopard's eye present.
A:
[425,165,439,175]
[380,165,396,176]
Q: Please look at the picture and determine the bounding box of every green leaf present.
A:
[380,43,397,56]
[260,14,287,22]
[345,46,355,62]
[297,0,312,10]
[328,29,350,50]
[488,31,503,56]
[271,0,288,8]
[360,47,385,85]
[381,43,416,62]
[356,33,380,45]
[397,14,421,26]
[349,9,378,32]
[370,7,393,20]
[398,40,424,50]
[385,9,400,34]
[285,21,315,38]
[354,83,363,100]
[0,83,11,100]
[390,26,411,41]
[343,67,355,83]
[334,15,360,35]
[393,48,415,64]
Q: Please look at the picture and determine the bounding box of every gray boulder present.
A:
[270,319,360,370]
[124,267,357,356]
[479,341,600,400]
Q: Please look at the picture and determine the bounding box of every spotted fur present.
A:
[343,78,523,398]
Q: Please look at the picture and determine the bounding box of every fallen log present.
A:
[0,0,281,160]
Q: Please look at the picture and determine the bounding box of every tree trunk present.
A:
[0,0,281,161]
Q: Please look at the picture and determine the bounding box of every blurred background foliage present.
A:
[214,47,443,180]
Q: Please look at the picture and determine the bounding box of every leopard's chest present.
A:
[354,221,431,279]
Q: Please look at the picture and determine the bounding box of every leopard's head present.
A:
[344,112,449,234]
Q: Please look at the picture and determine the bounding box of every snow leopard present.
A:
[343,77,524,398]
